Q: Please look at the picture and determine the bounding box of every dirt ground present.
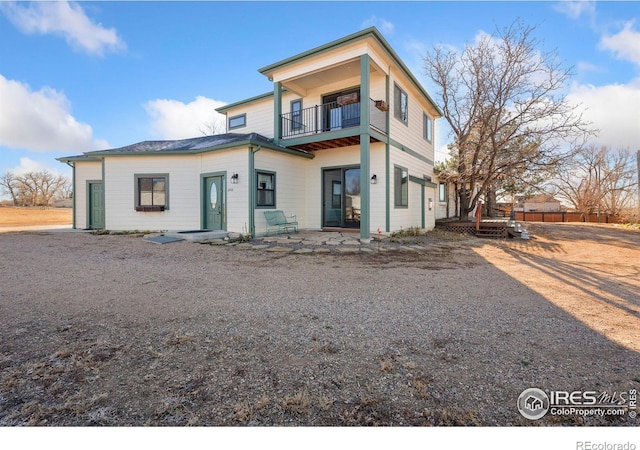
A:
[0,207,72,227]
[0,223,638,426]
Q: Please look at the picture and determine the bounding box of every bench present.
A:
[264,210,298,236]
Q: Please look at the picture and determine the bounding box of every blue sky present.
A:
[1,1,639,194]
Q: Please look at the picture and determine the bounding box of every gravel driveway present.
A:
[1,223,638,426]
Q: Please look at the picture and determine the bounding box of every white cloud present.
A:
[0,74,108,153]
[0,1,125,56]
[553,0,596,21]
[9,157,65,177]
[567,80,640,149]
[144,96,228,140]
[599,21,640,66]
[361,16,394,36]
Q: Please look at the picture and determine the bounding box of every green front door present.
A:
[204,175,225,230]
[88,181,104,229]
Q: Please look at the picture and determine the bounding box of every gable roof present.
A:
[58,133,313,161]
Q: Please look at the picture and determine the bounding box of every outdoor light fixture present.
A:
[428,198,434,210]
[371,174,377,184]
[231,173,239,184]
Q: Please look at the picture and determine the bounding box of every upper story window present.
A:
[394,84,408,125]
[228,114,246,130]
[424,113,433,143]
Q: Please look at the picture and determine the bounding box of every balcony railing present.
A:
[281,98,388,139]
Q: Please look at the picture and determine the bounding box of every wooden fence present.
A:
[514,211,622,223]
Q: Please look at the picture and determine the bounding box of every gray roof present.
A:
[58,132,313,161]
[90,132,279,155]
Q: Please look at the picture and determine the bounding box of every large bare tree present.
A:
[424,20,591,219]
[0,170,70,206]
[548,146,638,218]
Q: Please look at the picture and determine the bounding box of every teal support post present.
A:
[359,54,371,242]
[273,82,282,145]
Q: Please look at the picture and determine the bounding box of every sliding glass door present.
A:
[322,167,361,229]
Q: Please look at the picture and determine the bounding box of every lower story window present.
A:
[394,166,408,207]
[135,174,168,211]
[439,182,447,202]
[256,171,275,207]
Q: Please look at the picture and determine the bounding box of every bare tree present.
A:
[549,146,638,218]
[424,20,592,219]
[0,172,20,205]
[0,170,70,206]
[200,115,226,136]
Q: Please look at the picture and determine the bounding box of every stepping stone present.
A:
[313,248,331,253]
[265,246,293,253]
[293,248,314,254]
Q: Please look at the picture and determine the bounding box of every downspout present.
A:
[65,161,76,229]
[248,145,262,237]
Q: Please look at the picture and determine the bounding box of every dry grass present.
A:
[0,206,72,227]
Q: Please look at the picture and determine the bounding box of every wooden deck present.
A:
[436,219,509,239]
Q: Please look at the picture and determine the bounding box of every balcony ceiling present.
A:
[287,135,381,152]
[283,59,377,96]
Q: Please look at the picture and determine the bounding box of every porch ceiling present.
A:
[287,135,381,152]
[282,59,379,96]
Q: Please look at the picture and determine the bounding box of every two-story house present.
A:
[58,27,442,241]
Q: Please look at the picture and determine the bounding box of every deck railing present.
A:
[280,99,387,139]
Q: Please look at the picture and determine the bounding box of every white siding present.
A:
[74,160,102,229]
[224,98,274,138]
[103,149,249,231]
[253,149,308,236]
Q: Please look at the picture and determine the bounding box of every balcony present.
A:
[280,99,388,151]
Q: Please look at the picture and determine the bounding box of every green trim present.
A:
[389,138,434,165]
[67,162,76,229]
[86,180,104,230]
[56,155,101,163]
[394,165,408,209]
[423,112,433,144]
[359,54,371,240]
[258,27,442,117]
[85,139,313,160]
[228,113,247,130]
[385,141,390,232]
[273,82,282,145]
[101,158,106,229]
[393,82,409,126]
[215,91,273,113]
[385,74,390,233]
[421,182,426,228]
[248,147,259,237]
[409,175,438,188]
[133,173,170,211]
[255,169,276,209]
[200,171,227,231]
